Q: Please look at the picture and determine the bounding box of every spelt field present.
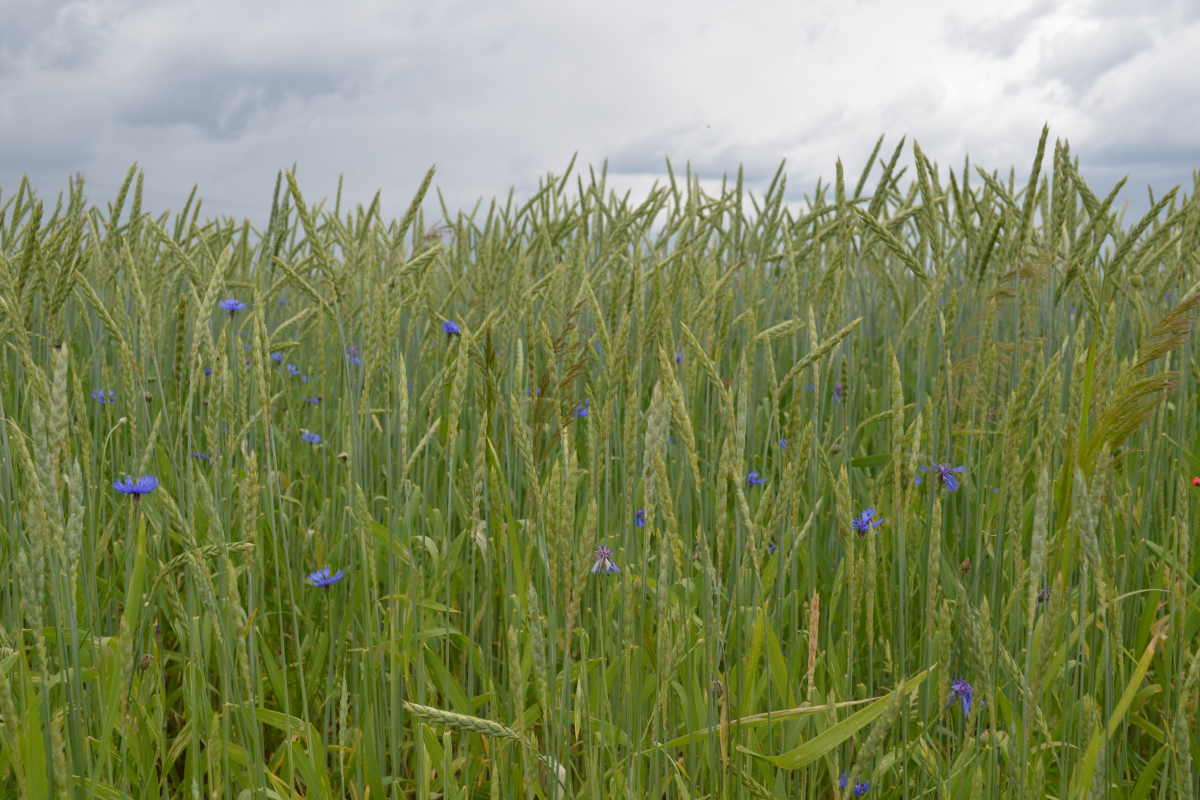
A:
[1,129,1199,800]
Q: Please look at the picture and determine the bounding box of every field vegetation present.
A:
[0,129,1199,799]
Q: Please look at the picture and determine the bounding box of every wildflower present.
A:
[308,567,345,588]
[675,351,684,364]
[218,298,246,316]
[92,389,116,404]
[113,475,159,499]
[590,545,620,574]
[635,508,646,527]
[833,383,843,403]
[574,400,589,418]
[1192,476,1199,488]
[287,363,300,376]
[301,375,308,383]
[851,507,882,536]
[346,346,360,365]
[443,320,462,336]
[1037,586,1052,603]
[767,541,776,556]
[804,384,814,391]
[190,452,211,463]
[920,462,966,492]
[204,368,213,376]
[301,431,322,445]
[304,395,322,405]
[138,654,153,671]
[839,774,870,797]
[779,438,787,449]
[960,557,971,575]
[949,678,974,718]
[747,471,764,486]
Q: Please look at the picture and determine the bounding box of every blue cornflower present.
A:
[308,567,344,588]
[301,375,308,383]
[805,384,815,391]
[287,364,300,376]
[747,471,764,486]
[304,395,322,405]
[779,438,787,449]
[635,508,646,527]
[920,463,966,492]
[839,774,869,796]
[346,346,360,365]
[218,298,246,316]
[675,351,684,364]
[301,431,322,444]
[833,383,843,403]
[767,541,776,556]
[270,352,282,363]
[204,368,213,376]
[443,320,462,336]
[851,507,883,536]
[590,545,620,574]
[574,400,589,418]
[113,475,159,499]
[92,389,116,404]
[949,678,974,718]
[190,452,210,463]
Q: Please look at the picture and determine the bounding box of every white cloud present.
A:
[1,0,1196,222]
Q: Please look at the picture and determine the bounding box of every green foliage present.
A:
[0,140,1198,799]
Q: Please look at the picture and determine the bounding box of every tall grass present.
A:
[0,130,1198,800]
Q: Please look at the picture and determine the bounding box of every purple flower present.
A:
[113,475,159,498]
[675,351,684,364]
[949,678,974,718]
[218,298,246,316]
[590,545,620,574]
[833,383,843,403]
[779,438,787,449]
[304,395,322,405]
[574,400,589,418]
[443,320,462,336]
[92,389,116,404]
[346,346,360,365]
[805,384,815,391]
[839,774,869,796]
[920,463,966,492]
[270,352,282,363]
[635,508,646,527]
[851,507,882,535]
[301,431,322,444]
[190,452,210,463]
[767,541,776,556]
[203,368,213,376]
[308,567,344,588]
[287,363,300,376]
[747,471,764,486]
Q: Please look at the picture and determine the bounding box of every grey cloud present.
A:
[945,2,1054,59]
[1035,21,1153,94]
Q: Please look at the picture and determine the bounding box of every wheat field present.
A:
[0,129,1198,799]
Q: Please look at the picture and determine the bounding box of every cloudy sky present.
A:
[2,0,1198,224]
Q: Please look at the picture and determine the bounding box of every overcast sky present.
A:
[2,0,1198,225]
